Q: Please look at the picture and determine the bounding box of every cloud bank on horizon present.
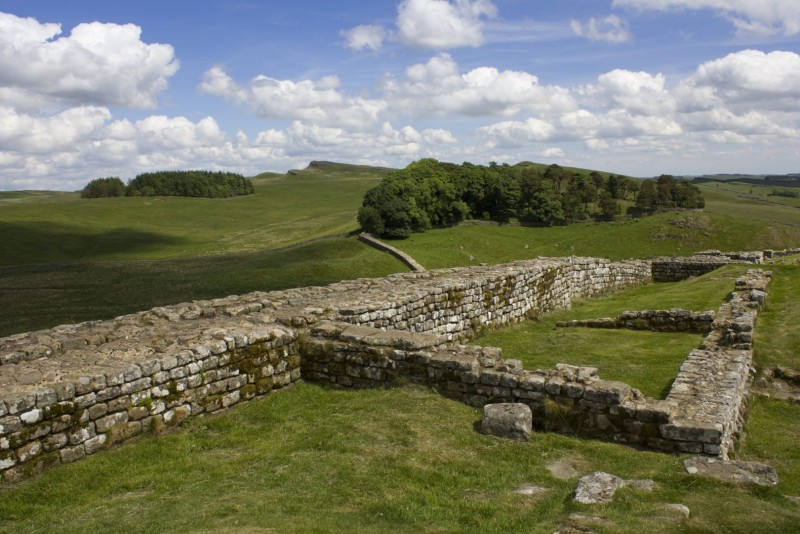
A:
[0,0,798,190]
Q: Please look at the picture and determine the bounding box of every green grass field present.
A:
[476,265,751,399]
[0,162,388,265]
[2,164,800,533]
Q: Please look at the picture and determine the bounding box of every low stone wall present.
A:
[665,269,770,457]
[0,312,299,483]
[556,309,715,334]
[0,253,774,483]
[651,251,763,282]
[357,232,426,272]
[0,257,650,483]
[303,324,670,446]
[334,257,651,341]
[303,269,770,457]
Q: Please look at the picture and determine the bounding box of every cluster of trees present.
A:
[79,177,127,198]
[769,189,799,198]
[81,171,254,199]
[358,159,704,239]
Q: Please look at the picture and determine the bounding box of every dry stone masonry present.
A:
[0,251,782,483]
[556,308,715,333]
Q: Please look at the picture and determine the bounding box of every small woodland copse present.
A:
[81,170,254,199]
[357,159,704,238]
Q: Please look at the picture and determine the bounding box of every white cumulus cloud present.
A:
[678,49,800,111]
[571,15,632,43]
[582,69,675,115]
[0,12,179,110]
[200,67,386,130]
[382,53,576,117]
[613,0,800,36]
[341,24,389,51]
[396,0,498,49]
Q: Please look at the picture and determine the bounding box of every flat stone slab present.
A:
[684,457,779,486]
[547,458,579,480]
[573,472,626,504]
[512,483,549,496]
[573,472,655,504]
[481,402,532,441]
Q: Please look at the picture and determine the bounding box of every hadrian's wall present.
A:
[0,257,649,483]
[0,250,783,483]
[303,269,770,458]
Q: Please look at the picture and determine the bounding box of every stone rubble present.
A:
[572,472,653,504]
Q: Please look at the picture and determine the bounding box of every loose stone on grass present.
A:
[547,458,578,480]
[573,472,655,504]
[684,457,779,486]
[573,472,626,504]
[512,483,549,496]
[481,402,532,441]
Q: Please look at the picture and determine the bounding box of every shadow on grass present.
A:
[0,222,187,265]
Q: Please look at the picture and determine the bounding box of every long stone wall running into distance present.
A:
[0,251,780,483]
[0,257,649,483]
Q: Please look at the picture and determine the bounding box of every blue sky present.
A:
[0,0,799,190]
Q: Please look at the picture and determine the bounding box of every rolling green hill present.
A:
[0,162,388,265]
[2,161,800,336]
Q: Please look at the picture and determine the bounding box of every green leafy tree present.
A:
[126,171,254,198]
[656,174,677,208]
[81,177,126,198]
[636,180,658,211]
[518,172,563,225]
[597,190,619,221]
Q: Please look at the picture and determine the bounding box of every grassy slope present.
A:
[0,163,389,265]
[0,163,404,336]
[393,208,800,271]
[0,237,408,337]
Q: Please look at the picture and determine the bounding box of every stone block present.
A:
[60,445,85,464]
[518,373,546,393]
[96,412,129,433]
[481,403,532,441]
[84,434,107,455]
[660,423,723,444]
[583,380,633,405]
[635,400,672,423]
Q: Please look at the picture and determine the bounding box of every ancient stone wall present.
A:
[0,252,778,483]
[556,309,715,334]
[0,257,649,483]
[0,314,299,483]
[650,251,763,282]
[664,269,770,457]
[302,269,770,458]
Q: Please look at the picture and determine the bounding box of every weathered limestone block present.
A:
[573,472,626,504]
[481,403,533,441]
[684,457,778,486]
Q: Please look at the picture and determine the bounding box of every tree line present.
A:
[81,171,255,199]
[358,159,704,238]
